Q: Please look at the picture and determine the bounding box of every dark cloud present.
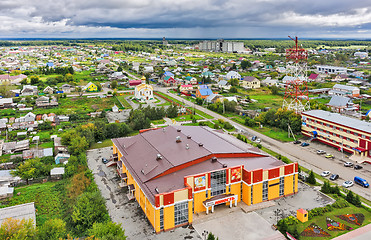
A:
[0,0,370,38]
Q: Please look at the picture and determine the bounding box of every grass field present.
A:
[115,95,133,109]
[90,139,113,149]
[173,114,203,122]
[0,181,64,226]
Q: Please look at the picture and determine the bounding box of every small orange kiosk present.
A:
[297,208,308,223]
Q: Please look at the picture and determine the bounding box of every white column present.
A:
[206,206,209,215]
[235,198,237,207]
[211,205,214,213]
[229,201,232,208]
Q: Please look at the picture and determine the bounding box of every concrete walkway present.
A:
[332,223,371,240]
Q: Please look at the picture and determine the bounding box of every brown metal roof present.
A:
[112,126,285,205]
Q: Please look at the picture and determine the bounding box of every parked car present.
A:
[325,154,334,159]
[102,157,109,164]
[317,150,326,155]
[321,171,331,177]
[342,180,354,188]
[293,140,302,144]
[354,176,369,188]
[354,165,363,170]
[301,142,309,147]
[330,174,339,181]
[252,136,257,141]
[344,162,354,167]
[256,138,261,143]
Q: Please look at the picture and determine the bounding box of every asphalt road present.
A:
[155,87,371,201]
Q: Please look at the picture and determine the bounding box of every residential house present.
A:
[163,76,176,86]
[329,84,360,98]
[43,86,54,94]
[83,82,98,92]
[60,84,75,93]
[332,74,348,82]
[184,76,197,85]
[35,96,58,108]
[261,77,278,87]
[217,80,231,90]
[195,88,213,99]
[240,76,260,89]
[50,167,65,180]
[205,93,223,103]
[316,65,347,74]
[179,85,194,93]
[21,85,38,96]
[326,96,359,113]
[308,74,321,82]
[225,71,241,80]
[0,98,14,109]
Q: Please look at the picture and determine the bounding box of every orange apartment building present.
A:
[112,126,298,233]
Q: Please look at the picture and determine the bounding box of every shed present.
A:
[0,202,36,226]
[50,167,65,180]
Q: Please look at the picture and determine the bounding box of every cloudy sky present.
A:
[0,0,370,39]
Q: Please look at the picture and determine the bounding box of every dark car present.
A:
[354,165,363,170]
[102,157,109,164]
[330,174,339,181]
[293,140,301,144]
[252,136,257,141]
[301,142,309,147]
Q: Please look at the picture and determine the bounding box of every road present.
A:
[155,87,371,201]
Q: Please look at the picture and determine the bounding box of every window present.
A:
[206,190,208,198]
[347,130,350,133]
[228,185,231,193]
[262,181,268,201]
[210,170,226,196]
[339,128,343,131]
[160,208,164,230]
[361,135,365,139]
[354,133,358,136]
[346,137,350,141]
[174,202,188,226]
[279,177,284,196]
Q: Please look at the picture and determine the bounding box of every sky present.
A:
[0,0,370,39]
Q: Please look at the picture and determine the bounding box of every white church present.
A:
[134,76,154,101]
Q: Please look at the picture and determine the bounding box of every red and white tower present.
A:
[282,36,310,113]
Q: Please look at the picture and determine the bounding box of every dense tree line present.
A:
[37,66,74,75]
[245,108,302,133]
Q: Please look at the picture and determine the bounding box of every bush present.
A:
[306,170,316,185]
[332,199,349,209]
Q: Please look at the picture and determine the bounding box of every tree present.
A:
[353,195,362,207]
[270,85,279,95]
[307,170,316,185]
[87,222,127,240]
[321,181,331,194]
[229,78,239,86]
[229,86,238,93]
[241,60,252,70]
[128,109,151,130]
[117,66,123,72]
[11,158,49,184]
[72,191,110,234]
[111,80,118,89]
[166,104,179,118]
[38,218,67,240]
[30,76,39,85]
[0,218,37,240]
[68,135,89,155]
[346,191,355,204]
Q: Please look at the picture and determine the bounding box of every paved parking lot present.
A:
[256,181,335,224]
[87,147,201,240]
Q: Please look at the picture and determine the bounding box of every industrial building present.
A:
[316,65,347,74]
[197,40,245,53]
[112,126,298,233]
[301,110,371,162]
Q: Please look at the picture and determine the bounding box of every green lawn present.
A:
[194,109,214,119]
[151,119,166,125]
[89,139,113,149]
[0,181,64,226]
[292,204,371,240]
[39,141,54,148]
[173,114,203,122]
[115,95,133,109]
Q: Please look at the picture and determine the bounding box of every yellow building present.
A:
[112,126,298,233]
[84,82,98,92]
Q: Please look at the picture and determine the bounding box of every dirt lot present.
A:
[87,147,201,240]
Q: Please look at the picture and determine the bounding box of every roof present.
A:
[308,73,319,80]
[327,96,352,107]
[163,71,174,77]
[302,110,371,134]
[198,88,213,96]
[0,202,36,226]
[333,84,359,92]
[241,76,258,82]
[51,167,65,175]
[113,126,282,205]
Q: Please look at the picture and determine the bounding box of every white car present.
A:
[343,181,354,188]
[344,162,354,167]
[317,150,326,155]
[321,171,331,177]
